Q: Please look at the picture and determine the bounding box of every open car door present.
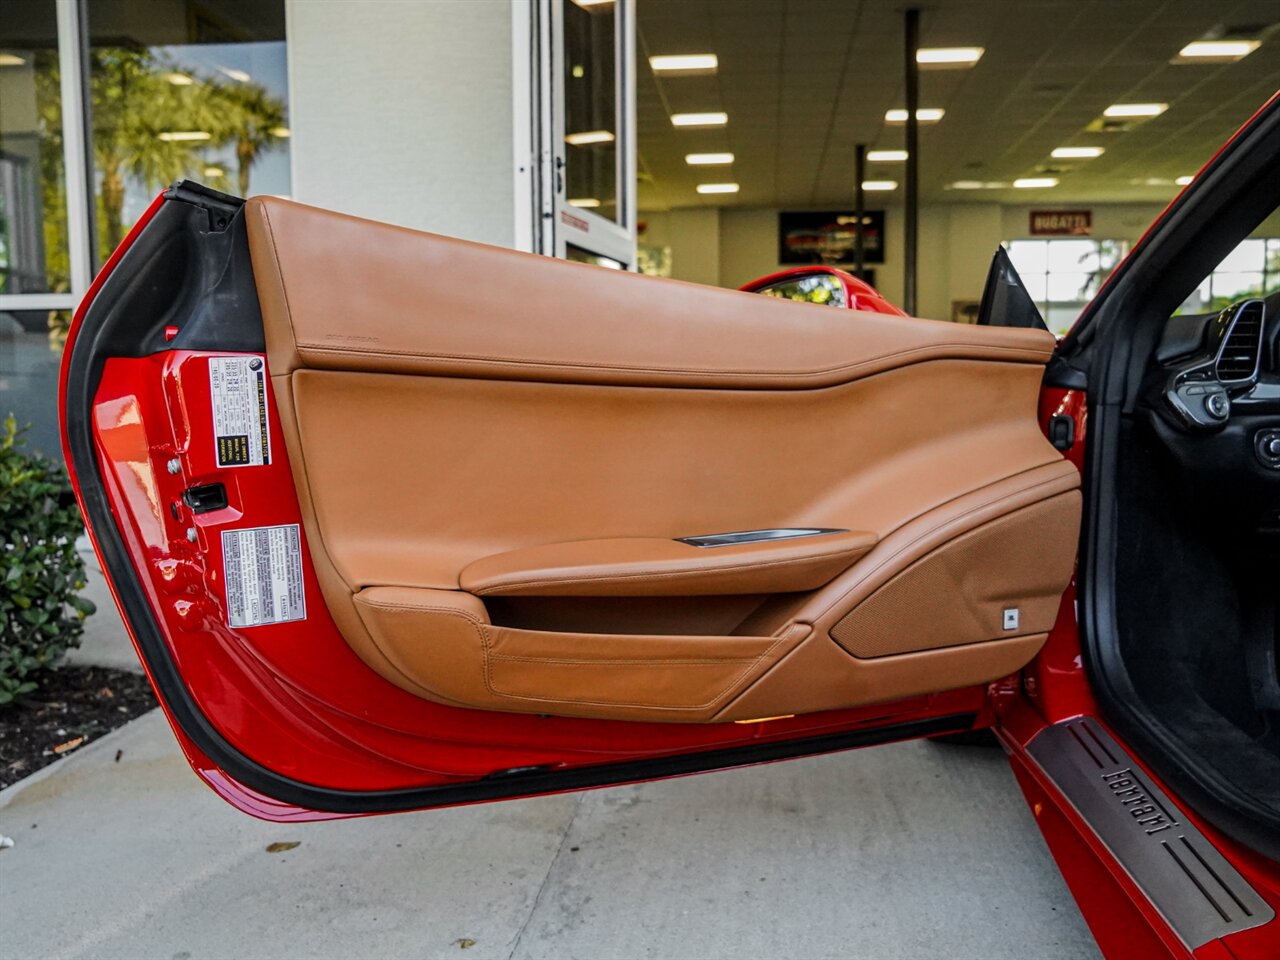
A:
[61,184,1080,818]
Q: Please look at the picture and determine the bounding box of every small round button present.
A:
[1204,393,1230,420]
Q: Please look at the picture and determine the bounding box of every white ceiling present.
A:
[635,0,1280,211]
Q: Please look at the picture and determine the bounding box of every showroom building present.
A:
[2,0,1278,457]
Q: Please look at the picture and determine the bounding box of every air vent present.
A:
[1216,299,1266,384]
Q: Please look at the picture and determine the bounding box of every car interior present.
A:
[1112,285,1280,833]
[1072,103,1280,859]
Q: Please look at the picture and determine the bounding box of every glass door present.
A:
[551,0,635,266]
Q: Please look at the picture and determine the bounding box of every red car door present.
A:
[61,185,1078,820]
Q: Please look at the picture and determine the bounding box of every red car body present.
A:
[59,96,1280,957]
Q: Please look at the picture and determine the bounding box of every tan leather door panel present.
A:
[245,197,1080,723]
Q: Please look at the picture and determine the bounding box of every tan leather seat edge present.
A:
[244,197,1055,388]
[459,531,877,597]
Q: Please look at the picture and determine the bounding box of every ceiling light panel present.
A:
[696,182,739,194]
[861,180,898,191]
[867,150,908,162]
[672,112,728,127]
[1174,40,1260,62]
[1014,177,1059,188]
[1051,146,1105,159]
[685,153,734,165]
[884,108,945,124]
[649,54,718,74]
[565,129,616,145]
[916,47,984,67]
[1103,103,1168,118]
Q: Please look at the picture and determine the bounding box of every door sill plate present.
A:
[1027,717,1274,949]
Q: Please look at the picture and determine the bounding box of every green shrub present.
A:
[0,415,95,705]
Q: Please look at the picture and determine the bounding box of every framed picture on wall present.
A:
[778,210,885,265]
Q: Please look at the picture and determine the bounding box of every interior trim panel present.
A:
[243,197,1082,724]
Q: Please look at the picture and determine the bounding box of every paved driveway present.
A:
[0,707,1099,960]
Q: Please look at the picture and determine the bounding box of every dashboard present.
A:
[1147,293,1280,533]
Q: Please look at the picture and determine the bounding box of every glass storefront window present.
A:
[1177,238,1280,314]
[86,1,290,262]
[563,0,618,223]
[1006,238,1128,335]
[0,0,69,295]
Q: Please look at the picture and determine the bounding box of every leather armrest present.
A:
[459,531,877,597]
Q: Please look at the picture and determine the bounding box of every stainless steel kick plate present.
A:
[1027,717,1273,949]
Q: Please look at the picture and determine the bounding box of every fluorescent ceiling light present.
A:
[567,198,601,208]
[696,182,739,194]
[884,108,945,124]
[1103,103,1167,118]
[162,72,193,86]
[867,149,908,162]
[672,112,728,127]
[1014,177,1058,188]
[0,54,27,67]
[861,180,898,191]
[649,54,718,74]
[1175,175,1194,186]
[157,131,212,142]
[564,129,615,145]
[947,180,1009,189]
[917,47,984,66]
[1051,146,1104,159]
[685,152,734,165]
[270,126,291,138]
[219,67,251,83]
[1174,40,1260,62]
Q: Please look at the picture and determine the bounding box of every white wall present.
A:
[285,0,517,247]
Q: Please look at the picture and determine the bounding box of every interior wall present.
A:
[640,209,722,287]
[285,0,516,247]
[708,202,1177,321]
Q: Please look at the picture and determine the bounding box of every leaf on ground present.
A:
[453,939,477,950]
[265,841,300,853]
[52,736,85,754]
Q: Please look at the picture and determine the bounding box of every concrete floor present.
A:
[2,548,1100,958]
[0,710,1100,960]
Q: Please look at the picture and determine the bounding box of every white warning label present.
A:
[209,355,271,468]
[221,524,306,627]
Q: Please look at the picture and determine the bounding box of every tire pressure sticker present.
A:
[209,356,271,468]
[221,524,306,628]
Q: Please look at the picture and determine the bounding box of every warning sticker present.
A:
[221,524,306,627]
[209,356,271,468]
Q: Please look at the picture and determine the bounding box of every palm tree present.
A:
[88,47,219,252]
[207,81,288,197]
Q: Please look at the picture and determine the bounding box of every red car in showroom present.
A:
[61,93,1280,959]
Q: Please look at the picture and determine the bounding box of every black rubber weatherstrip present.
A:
[62,193,976,813]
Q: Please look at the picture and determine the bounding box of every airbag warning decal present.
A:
[222,524,306,627]
[210,355,271,467]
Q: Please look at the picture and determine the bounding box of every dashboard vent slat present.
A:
[1215,300,1266,384]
